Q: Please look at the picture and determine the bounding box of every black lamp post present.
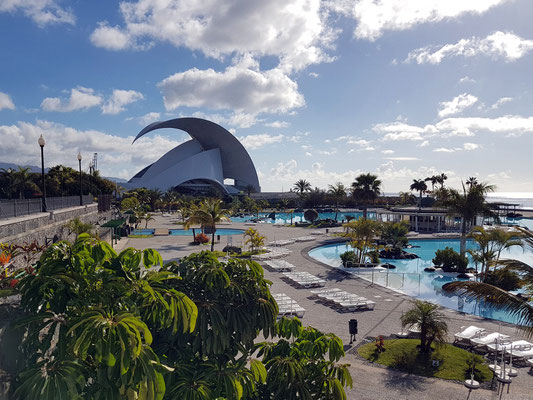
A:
[38,134,47,212]
[58,166,64,197]
[77,152,83,206]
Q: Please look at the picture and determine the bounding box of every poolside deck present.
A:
[117,215,533,399]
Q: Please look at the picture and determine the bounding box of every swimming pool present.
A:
[230,211,368,224]
[169,228,245,236]
[309,238,533,324]
[131,229,155,236]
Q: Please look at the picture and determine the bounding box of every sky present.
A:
[1,0,533,193]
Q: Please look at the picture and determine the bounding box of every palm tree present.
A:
[466,176,478,187]
[351,173,382,219]
[185,198,230,251]
[328,182,346,221]
[444,227,533,338]
[401,300,448,353]
[293,179,311,207]
[244,184,256,197]
[467,226,523,279]
[425,175,439,192]
[410,179,427,210]
[143,213,155,229]
[398,191,416,205]
[437,173,448,189]
[243,228,265,254]
[439,181,496,257]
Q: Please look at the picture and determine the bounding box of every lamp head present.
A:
[38,134,45,147]
[77,152,82,161]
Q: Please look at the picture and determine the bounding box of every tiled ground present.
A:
[117,215,533,400]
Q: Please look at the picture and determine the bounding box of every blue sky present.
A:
[1,0,533,193]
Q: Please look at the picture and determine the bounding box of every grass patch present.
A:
[128,234,154,238]
[358,339,493,382]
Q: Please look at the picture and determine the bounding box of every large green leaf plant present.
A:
[8,235,352,399]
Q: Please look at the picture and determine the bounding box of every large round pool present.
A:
[230,211,368,224]
[309,238,533,325]
[169,228,245,236]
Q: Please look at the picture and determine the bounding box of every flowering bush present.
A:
[195,233,210,244]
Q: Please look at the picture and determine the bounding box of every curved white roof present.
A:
[129,117,261,194]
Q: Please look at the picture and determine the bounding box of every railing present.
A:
[344,262,423,295]
[0,195,93,219]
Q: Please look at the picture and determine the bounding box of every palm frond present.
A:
[443,281,533,337]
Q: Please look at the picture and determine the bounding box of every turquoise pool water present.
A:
[309,238,533,324]
[230,211,368,224]
[131,229,155,235]
[169,228,245,236]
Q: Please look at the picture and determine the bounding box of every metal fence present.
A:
[0,195,93,219]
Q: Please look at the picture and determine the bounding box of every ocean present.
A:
[486,193,533,209]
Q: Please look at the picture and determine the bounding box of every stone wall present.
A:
[0,204,112,246]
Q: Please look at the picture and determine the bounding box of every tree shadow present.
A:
[322,269,353,282]
[381,368,428,392]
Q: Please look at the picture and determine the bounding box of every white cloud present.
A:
[418,140,429,147]
[463,142,479,150]
[91,0,337,72]
[438,93,478,117]
[459,76,475,84]
[159,57,305,116]
[373,122,431,141]
[376,160,456,189]
[41,87,103,112]
[490,97,513,110]
[0,120,183,180]
[262,159,361,190]
[384,157,419,161]
[102,89,144,115]
[238,134,284,150]
[0,92,15,110]
[90,23,132,50]
[381,149,394,154]
[405,31,533,64]
[187,111,259,129]
[265,120,290,128]
[375,115,533,140]
[137,112,161,126]
[308,72,320,78]
[0,0,75,26]
[433,147,456,153]
[330,0,507,41]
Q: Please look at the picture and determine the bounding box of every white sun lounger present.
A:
[454,325,486,344]
[470,332,510,349]
[339,300,375,311]
[310,288,341,295]
[487,339,530,353]
[505,342,533,361]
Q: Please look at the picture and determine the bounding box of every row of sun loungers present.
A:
[251,247,291,260]
[272,293,305,318]
[264,259,296,271]
[269,239,295,246]
[311,287,376,311]
[454,325,533,364]
[282,271,326,288]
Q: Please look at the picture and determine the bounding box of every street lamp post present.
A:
[38,135,47,212]
[6,168,12,199]
[77,152,83,206]
[58,166,64,197]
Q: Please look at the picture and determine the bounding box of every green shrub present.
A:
[485,268,522,291]
[340,251,357,267]
[432,247,468,272]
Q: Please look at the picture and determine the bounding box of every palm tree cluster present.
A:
[401,300,449,354]
[0,165,115,199]
[184,198,230,251]
[444,227,533,338]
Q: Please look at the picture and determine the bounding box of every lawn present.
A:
[358,339,493,382]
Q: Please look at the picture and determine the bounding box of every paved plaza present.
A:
[116,215,533,400]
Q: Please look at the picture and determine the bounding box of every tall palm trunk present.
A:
[335,201,339,222]
[459,217,467,257]
[362,207,367,220]
[211,225,215,252]
[418,191,422,210]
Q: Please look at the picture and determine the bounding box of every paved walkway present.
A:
[121,215,533,400]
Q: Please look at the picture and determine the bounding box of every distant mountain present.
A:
[0,162,47,173]
[104,176,129,184]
